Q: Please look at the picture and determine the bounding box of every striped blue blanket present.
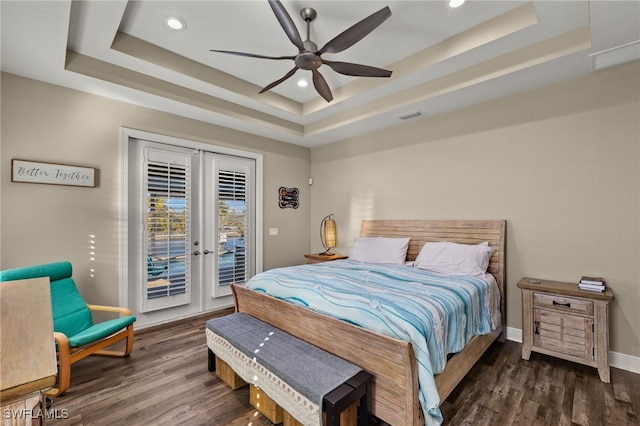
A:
[246,260,500,426]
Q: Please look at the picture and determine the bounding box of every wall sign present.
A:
[11,159,96,188]
[278,187,299,209]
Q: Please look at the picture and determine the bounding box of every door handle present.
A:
[192,250,200,256]
[203,249,213,255]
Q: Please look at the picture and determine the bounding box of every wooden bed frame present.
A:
[232,219,506,426]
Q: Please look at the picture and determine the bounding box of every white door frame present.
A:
[119,127,263,328]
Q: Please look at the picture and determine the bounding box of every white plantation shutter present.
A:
[143,148,192,311]
[217,167,248,286]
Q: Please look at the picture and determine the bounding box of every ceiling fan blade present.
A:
[210,49,295,61]
[318,6,392,55]
[312,69,333,102]
[268,0,304,51]
[322,60,392,78]
[258,67,298,93]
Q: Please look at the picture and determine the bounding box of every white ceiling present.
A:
[2,1,639,148]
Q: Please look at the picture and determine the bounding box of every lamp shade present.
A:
[320,214,337,255]
[324,219,336,247]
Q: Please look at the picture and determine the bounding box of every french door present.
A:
[126,136,257,325]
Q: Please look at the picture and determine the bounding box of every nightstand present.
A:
[517,277,614,383]
[304,253,348,264]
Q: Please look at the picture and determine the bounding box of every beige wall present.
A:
[311,61,640,358]
[2,60,639,359]
[1,73,311,312]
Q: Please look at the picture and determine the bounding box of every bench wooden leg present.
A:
[207,348,215,372]
[215,357,247,389]
[324,383,356,426]
[250,385,284,424]
[323,371,373,426]
[347,371,373,426]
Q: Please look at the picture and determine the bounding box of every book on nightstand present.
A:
[578,276,606,292]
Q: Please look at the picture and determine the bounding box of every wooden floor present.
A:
[48,309,640,426]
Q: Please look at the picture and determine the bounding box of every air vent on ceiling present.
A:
[395,110,425,121]
[589,40,640,71]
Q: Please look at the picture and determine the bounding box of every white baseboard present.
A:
[610,351,640,374]
[506,326,522,343]
[505,327,640,375]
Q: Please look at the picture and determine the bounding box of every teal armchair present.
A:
[0,261,136,396]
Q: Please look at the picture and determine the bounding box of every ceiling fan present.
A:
[210,0,393,102]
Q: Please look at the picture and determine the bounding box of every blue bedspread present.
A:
[245,260,499,426]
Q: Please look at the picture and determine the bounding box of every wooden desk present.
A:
[1,277,58,423]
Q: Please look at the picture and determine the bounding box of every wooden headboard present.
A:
[361,219,507,335]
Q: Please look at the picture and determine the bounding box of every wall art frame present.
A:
[278,187,299,209]
[11,159,96,188]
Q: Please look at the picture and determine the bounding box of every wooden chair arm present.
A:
[53,331,69,346]
[87,304,133,316]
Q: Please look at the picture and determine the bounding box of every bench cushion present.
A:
[206,313,362,426]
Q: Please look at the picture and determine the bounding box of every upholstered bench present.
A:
[206,313,372,426]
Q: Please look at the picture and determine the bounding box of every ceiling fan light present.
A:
[164,16,186,31]
[449,0,466,8]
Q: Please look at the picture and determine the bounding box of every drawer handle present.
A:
[552,301,571,308]
[534,321,540,335]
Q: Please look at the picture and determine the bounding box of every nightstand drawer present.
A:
[533,292,593,315]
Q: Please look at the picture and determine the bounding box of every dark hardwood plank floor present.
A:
[47,309,640,426]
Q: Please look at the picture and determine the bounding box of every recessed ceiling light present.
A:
[297,79,309,88]
[164,16,186,31]
[449,0,466,8]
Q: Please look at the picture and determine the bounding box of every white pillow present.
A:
[414,241,494,277]
[349,237,410,264]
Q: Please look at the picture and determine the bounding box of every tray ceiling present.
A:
[2,1,639,147]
